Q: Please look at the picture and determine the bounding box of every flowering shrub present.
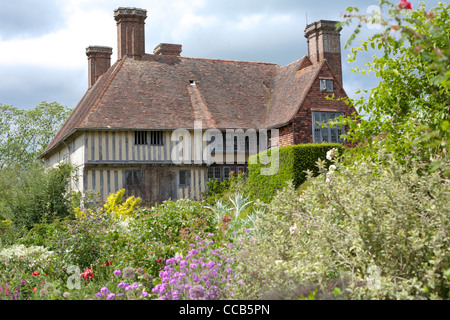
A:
[229,154,450,300]
[103,189,141,220]
[151,235,239,300]
[0,244,54,263]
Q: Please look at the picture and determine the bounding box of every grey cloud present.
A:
[0,0,66,40]
[0,65,85,109]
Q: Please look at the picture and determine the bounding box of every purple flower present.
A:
[190,285,205,299]
[208,233,214,237]
[107,294,116,300]
[114,270,122,276]
[130,283,140,290]
[245,228,251,233]
[100,287,111,294]
[189,249,199,256]
[190,263,198,269]
[96,292,103,299]
[142,291,149,298]
[207,261,215,269]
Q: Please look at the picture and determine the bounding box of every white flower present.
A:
[326,148,337,161]
[326,171,334,184]
[289,224,298,235]
[329,165,337,172]
[0,245,54,262]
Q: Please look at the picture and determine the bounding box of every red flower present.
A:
[156,258,162,263]
[32,287,37,292]
[32,271,40,276]
[398,0,412,10]
[222,215,231,223]
[80,268,95,280]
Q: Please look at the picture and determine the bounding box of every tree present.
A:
[336,0,449,171]
[0,101,72,169]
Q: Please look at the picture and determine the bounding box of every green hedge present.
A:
[248,143,343,202]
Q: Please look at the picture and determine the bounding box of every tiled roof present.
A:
[41,53,322,158]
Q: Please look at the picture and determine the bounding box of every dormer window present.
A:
[320,79,334,93]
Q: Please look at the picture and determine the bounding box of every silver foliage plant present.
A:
[229,155,450,300]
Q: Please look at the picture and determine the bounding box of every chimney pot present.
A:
[86,46,113,89]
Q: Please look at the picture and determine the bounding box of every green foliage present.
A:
[248,144,343,202]
[0,102,72,170]
[338,1,449,167]
[203,171,251,205]
[0,162,75,230]
[102,198,217,277]
[229,155,450,300]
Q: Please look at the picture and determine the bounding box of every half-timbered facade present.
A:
[39,7,356,204]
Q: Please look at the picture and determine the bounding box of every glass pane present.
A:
[322,128,329,142]
[224,168,230,180]
[208,168,214,179]
[326,80,334,92]
[314,128,321,143]
[215,167,221,179]
[331,128,338,143]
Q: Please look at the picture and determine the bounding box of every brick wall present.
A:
[291,63,356,145]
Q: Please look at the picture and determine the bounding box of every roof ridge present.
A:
[178,55,279,66]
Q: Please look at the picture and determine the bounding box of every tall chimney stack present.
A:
[304,20,343,85]
[114,7,147,60]
[86,46,113,89]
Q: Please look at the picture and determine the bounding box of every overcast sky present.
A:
[0,0,441,112]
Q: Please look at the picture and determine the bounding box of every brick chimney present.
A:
[114,7,147,60]
[86,46,113,89]
[153,43,182,56]
[304,20,343,85]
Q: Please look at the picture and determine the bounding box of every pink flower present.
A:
[398,0,412,10]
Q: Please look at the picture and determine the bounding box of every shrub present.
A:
[248,143,343,202]
[0,162,75,230]
[103,189,141,220]
[203,171,251,205]
[103,198,216,277]
[231,154,450,300]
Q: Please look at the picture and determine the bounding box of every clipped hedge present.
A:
[248,143,343,202]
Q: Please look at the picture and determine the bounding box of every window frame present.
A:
[207,167,222,181]
[312,111,345,144]
[179,170,191,187]
[134,131,148,146]
[320,79,334,93]
[134,131,164,146]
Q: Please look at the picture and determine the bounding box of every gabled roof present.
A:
[40,53,323,158]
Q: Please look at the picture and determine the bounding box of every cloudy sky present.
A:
[0,0,441,111]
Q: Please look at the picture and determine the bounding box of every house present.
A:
[39,7,356,204]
